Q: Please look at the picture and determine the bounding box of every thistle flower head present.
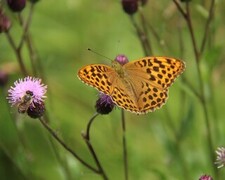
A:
[199,174,213,180]
[215,147,225,168]
[7,0,26,12]
[27,101,45,119]
[121,0,148,15]
[121,0,138,15]
[7,76,47,117]
[115,54,129,65]
[95,92,115,114]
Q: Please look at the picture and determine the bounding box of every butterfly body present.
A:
[78,56,185,114]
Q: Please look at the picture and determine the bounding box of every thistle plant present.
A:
[0,0,224,179]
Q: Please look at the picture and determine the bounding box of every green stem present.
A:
[121,109,128,180]
[130,16,150,56]
[5,32,28,76]
[173,0,217,177]
[200,0,215,56]
[38,117,98,173]
[82,113,108,180]
[18,3,34,51]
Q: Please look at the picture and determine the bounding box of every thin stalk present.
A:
[5,32,28,76]
[139,10,153,55]
[18,3,34,51]
[173,0,217,177]
[121,109,128,180]
[185,4,215,175]
[185,3,199,61]
[38,117,98,173]
[200,0,215,56]
[172,0,187,19]
[130,16,149,56]
[85,112,99,140]
[82,113,108,180]
[25,33,38,76]
[83,138,108,180]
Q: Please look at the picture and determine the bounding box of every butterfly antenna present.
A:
[88,48,113,62]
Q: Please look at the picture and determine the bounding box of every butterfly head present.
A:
[111,60,126,78]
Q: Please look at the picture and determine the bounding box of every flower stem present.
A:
[173,0,218,177]
[38,117,99,173]
[18,3,34,51]
[5,31,28,76]
[85,112,99,141]
[82,112,108,180]
[139,10,153,55]
[130,16,150,56]
[121,109,128,180]
[200,0,215,56]
[82,137,108,180]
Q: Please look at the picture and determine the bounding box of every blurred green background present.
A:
[0,0,225,179]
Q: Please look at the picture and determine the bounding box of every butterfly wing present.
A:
[119,56,185,113]
[78,57,185,114]
[78,63,146,114]
[110,79,168,114]
[124,56,185,89]
[78,64,115,95]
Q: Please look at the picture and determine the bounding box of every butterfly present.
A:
[78,56,185,114]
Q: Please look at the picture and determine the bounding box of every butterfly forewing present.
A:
[78,64,115,95]
[124,57,185,89]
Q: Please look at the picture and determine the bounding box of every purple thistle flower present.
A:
[215,147,225,168]
[8,76,47,106]
[115,54,129,65]
[199,174,213,180]
[95,92,115,114]
[7,76,47,117]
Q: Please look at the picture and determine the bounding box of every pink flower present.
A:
[7,76,47,118]
[215,147,225,168]
[199,174,213,180]
[8,76,47,106]
[115,54,129,65]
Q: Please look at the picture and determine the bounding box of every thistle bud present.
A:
[0,10,11,33]
[95,93,115,114]
[0,71,9,87]
[7,0,26,12]
[121,0,138,15]
[27,101,45,118]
